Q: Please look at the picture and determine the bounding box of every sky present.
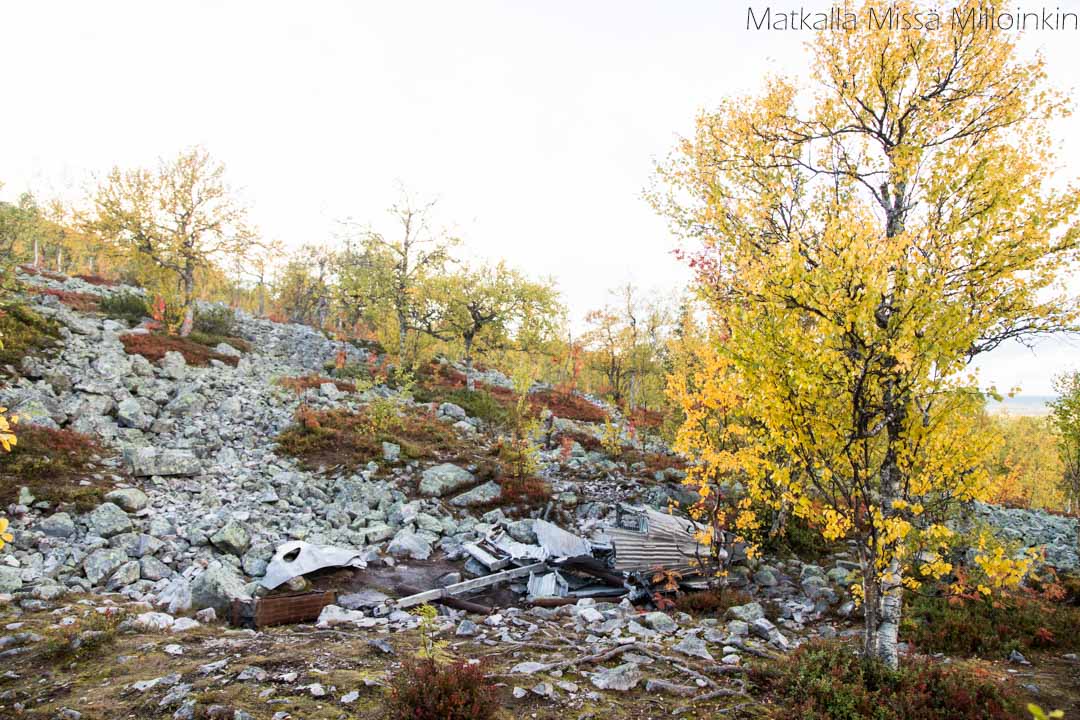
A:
[2,1,1079,394]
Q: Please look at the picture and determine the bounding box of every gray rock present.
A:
[87,502,133,538]
[160,351,187,380]
[190,565,248,614]
[725,602,764,623]
[84,548,129,585]
[449,481,501,507]
[642,611,678,634]
[674,634,714,661]
[123,447,201,477]
[105,487,149,512]
[419,463,475,497]
[38,512,76,538]
[116,397,152,430]
[591,662,642,691]
[210,521,250,556]
[382,442,400,463]
[140,556,173,581]
[0,566,22,593]
[438,402,467,420]
[387,529,432,560]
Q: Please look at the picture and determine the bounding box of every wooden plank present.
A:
[393,562,546,609]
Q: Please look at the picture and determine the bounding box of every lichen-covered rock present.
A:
[419,463,475,497]
[84,547,130,585]
[105,488,149,512]
[87,502,133,538]
[123,447,201,477]
[449,481,501,507]
[190,565,248,614]
[210,521,250,556]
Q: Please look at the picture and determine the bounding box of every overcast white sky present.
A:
[2,1,1079,394]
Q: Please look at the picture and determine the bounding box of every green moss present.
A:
[98,292,149,325]
[0,426,112,510]
[187,330,251,354]
[0,303,61,368]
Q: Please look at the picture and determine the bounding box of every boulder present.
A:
[419,463,475,497]
[725,602,764,623]
[38,512,76,538]
[449,481,501,507]
[160,351,187,380]
[84,548,129,585]
[124,447,201,477]
[87,502,133,538]
[105,488,149,513]
[210,521,250,556]
[591,662,642,692]
[0,566,22,593]
[387,529,432,560]
[190,565,248,614]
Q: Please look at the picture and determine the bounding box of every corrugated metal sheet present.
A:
[609,505,710,574]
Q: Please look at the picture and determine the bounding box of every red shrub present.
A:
[387,657,498,720]
[528,389,608,423]
[28,288,100,312]
[74,273,119,287]
[119,333,239,367]
[277,374,356,394]
[18,265,68,282]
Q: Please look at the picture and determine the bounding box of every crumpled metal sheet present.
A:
[260,541,366,590]
[527,570,568,600]
[533,519,592,559]
[491,532,546,562]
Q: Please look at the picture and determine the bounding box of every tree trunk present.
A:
[464,334,475,391]
[397,308,409,371]
[179,270,196,337]
[33,236,40,268]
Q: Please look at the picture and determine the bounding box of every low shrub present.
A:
[119,332,240,367]
[29,287,99,312]
[278,374,357,394]
[99,292,149,325]
[193,305,235,336]
[73,273,119,287]
[528,388,609,423]
[276,404,466,471]
[18,264,67,282]
[0,303,61,367]
[0,426,111,510]
[412,387,512,427]
[902,587,1080,657]
[187,330,251,354]
[752,639,1019,720]
[387,657,498,720]
[494,475,552,514]
[39,608,127,662]
[674,588,754,617]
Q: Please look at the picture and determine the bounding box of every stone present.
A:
[210,521,251,556]
[116,397,152,430]
[195,608,217,623]
[387,529,432,560]
[123,447,201,477]
[140,556,173,581]
[87,502,133,538]
[725,602,764,623]
[161,351,187,380]
[642,611,678,634]
[674,634,714,661]
[38,512,76,538]
[190,565,248,614]
[438,402,467,420]
[84,548,129,585]
[591,662,642,692]
[753,566,779,587]
[106,560,142,589]
[382,442,401,463]
[134,611,176,631]
[456,619,480,637]
[0,566,22,593]
[105,488,149,512]
[449,481,501,507]
[419,463,475,497]
[213,342,242,358]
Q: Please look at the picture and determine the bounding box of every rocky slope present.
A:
[1,271,1078,719]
